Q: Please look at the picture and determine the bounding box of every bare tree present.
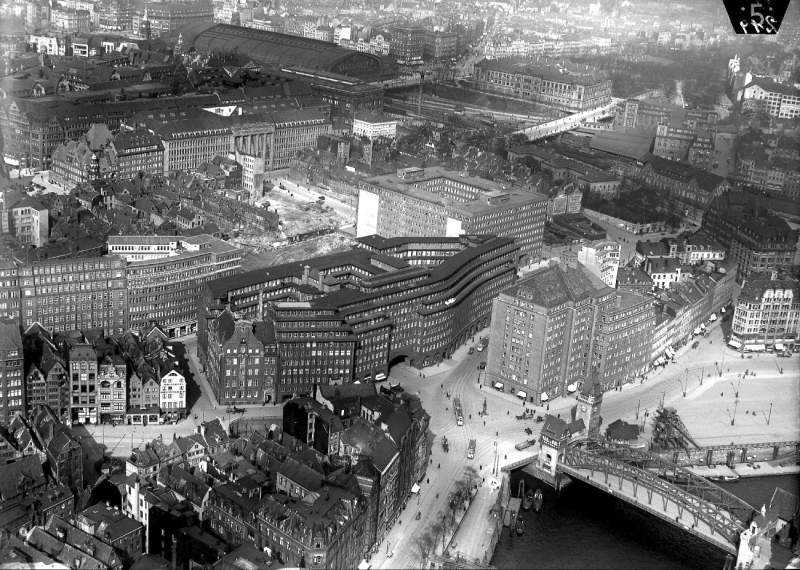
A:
[415,530,436,569]
[440,513,451,552]
[429,518,445,557]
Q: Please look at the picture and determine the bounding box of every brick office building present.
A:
[703,192,798,281]
[108,235,242,338]
[356,167,546,265]
[484,262,615,405]
[0,318,24,425]
[199,235,520,402]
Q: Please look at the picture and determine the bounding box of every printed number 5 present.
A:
[750,3,765,26]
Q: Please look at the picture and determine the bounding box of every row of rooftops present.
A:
[706,192,798,242]
[206,234,516,314]
[474,56,611,86]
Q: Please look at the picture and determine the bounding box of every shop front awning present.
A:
[700,323,706,330]
[411,483,420,494]
[375,372,386,381]
[775,343,785,351]
[656,356,665,365]
[709,313,717,322]
[358,560,372,570]
[494,382,504,390]
[693,327,702,335]
[567,383,577,393]
[720,307,726,313]
[728,339,742,349]
[745,344,766,352]
[517,391,527,399]
[540,392,549,402]
[665,348,673,359]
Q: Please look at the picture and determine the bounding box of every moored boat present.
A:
[523,489,534,511]
[533,488,544,512]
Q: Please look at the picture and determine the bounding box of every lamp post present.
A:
[636,399,640,420]
[730,379,740,399]
[766,402,773,425]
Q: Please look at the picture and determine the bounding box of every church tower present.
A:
[575,373,603,438]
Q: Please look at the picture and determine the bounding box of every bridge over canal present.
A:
[502,439,757,556]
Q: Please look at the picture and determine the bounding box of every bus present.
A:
[454,398,464,426]
[468,439,476,459]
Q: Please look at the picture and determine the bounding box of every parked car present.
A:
[478,362,486,369]
[468,347,474,355]
[380,386,392,396]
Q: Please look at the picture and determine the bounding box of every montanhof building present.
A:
[173,23,394,83]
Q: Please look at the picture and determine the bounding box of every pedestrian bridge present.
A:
[503,439,757,554]
[513,103,616,140]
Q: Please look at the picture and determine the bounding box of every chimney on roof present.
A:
[303,265,310,285]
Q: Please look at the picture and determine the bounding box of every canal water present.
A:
[492,472,800,569]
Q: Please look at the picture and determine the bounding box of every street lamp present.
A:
[764,403,773,425]
[730,379,740,399]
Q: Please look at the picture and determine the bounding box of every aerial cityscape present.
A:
[0,0,798,568]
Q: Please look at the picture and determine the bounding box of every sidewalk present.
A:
[447,485,500,566]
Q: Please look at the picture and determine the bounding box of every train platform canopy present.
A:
[173,23,392,82]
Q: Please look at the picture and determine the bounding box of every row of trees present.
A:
[414,466,480,568]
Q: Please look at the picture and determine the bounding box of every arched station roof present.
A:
[174,23,389,80]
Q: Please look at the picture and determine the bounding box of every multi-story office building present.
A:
[577,240,620,288]
[204,312,278,405]
[352,111,397,140]
[615,97,718,136]
[157,359,186,422]
[356,167,547,264]
[0,318,24,425]
[0,95,219,169]
[703,192,798,281]
[736,144,800,202]
[128,108,233,175]
[730,272,799,352]
[473,57,612,112]
[423,30,459,61]
[108,235,242,338]
[97,0,133,31]
[132,3,214,37]
[0,260,20,322]
[97,355,127,425]
[68,343,99,425]
[199,235,520,402]
[636,154,733,224]
[109,129,165,180]
[390,27,425,64]
[592,290,655,387]
[267,109,332,169]
[739,79,800,119]
[17,256,128,334]
[1,192,49,247]
[484,262,616,405]
[51,8,91,32]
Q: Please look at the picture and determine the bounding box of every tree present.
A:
[415,530,436,569]
[429,518,445,557]
[440,513,451,552]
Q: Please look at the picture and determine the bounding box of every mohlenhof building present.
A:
[729,271,799,354]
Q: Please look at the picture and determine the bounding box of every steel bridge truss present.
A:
[561,439,757,548]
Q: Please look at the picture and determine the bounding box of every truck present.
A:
[453,398,464,426]
[468,439,476,459]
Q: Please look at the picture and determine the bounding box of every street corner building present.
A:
[484,261,655,406]
[197,234,520,404]
[354,166,547,266]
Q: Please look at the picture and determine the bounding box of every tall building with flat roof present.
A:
[703,192,798,281]
[484,262,615,405]
[108,234,242,338]
[0,317,23,425]
[731,272,799,352]
[356,167,547,265]
[199,235,520,401]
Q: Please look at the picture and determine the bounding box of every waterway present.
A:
[492,472,799,570]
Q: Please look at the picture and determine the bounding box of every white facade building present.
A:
[353,110,397,140]
[577,239,620,288]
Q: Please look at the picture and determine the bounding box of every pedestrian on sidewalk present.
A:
[438,463,441,469]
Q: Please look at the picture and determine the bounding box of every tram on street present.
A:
[454,398,464,426]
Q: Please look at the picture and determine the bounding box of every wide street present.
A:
[369,316,799,569]
[274,177,356,223]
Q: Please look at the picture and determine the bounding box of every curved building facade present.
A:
[174,23,391,81]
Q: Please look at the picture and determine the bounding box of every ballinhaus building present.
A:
[356,167,547,265]
[198,235,520,403]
